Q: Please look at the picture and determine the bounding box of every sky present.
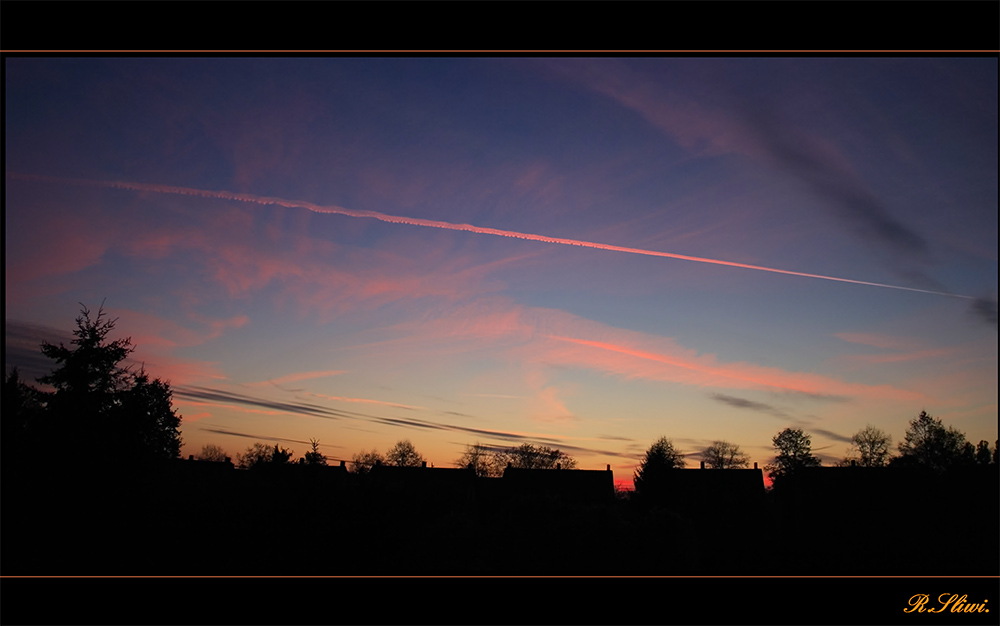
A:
[5,57,997,486]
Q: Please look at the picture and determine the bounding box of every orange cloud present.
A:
[172,406,212,423]
[308,392,424,411]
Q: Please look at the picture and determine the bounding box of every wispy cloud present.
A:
[544,59,952,292]
[777,390,851,404]
[308,392,424,411]
[834,331,961,366]
[175,385,355,421]
[811,428,853,445]
[351,297,927,404]
[971,297,998,327]
[4,320,73,383]
[111,307,249,351]
[544,334,922,401]
[177,384,597,451]
[4,318,227,387]
[746,108,935,277]
[711,393,790,419]
[7,173,972,300]
[197,427,318,449]
[843,348,957,365]
[708,395,854,447]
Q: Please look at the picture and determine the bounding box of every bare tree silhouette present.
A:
[702,441,750,469]
[843,425,892,467]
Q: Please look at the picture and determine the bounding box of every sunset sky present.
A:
[5,57,997,485]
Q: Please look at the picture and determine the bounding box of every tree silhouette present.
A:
[765,428,820,485]
[455,442,499,477]
[702,440,750,469]
[893,411,967,472]
[960,441,977,466]
[385,440,425,467]
[453,442,577,476]
[33,303,182,462]
[494,443,577,471]
[270,443,294,465]
[112,368,182,460]
[1,368,47,466]
[237,442,270,469]
[844,425,892,467]
[976,440,993,465]
[197,443,230,462]
[236,442,293,469]
[39,306,133,390]
[303,438,327,466]
[634,437,685,495]
[351,449,385,474]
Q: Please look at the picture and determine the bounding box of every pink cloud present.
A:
[122,228,203,260]
[180,229,507,323]
[367,297,925,404]
[5,208,116,294]
[541,334,922,402]
[833,332,965,370]
[28,189,501,323]
[126,353,227,387]
[544,59,864,183]
[68,308,242,387]
[903,364,998,410]
[530,385,577,425]
[542,59,758,159]
[12,174,963,303]
[110,308,249,351]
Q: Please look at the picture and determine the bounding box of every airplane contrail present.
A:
[7,172,974,300]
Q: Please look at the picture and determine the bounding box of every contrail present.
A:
[7,172,973,299]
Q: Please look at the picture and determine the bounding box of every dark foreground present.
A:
[2,462,997,576]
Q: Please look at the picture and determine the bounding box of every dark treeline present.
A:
[3,444,996,575]
[2,306,997,575]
